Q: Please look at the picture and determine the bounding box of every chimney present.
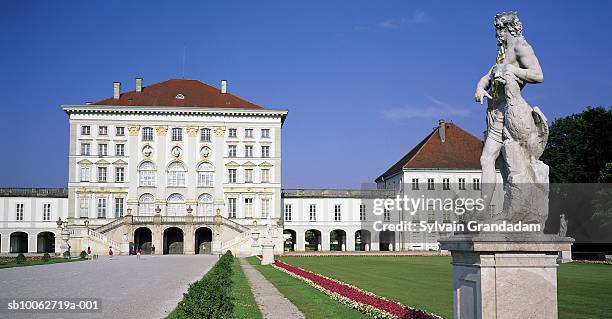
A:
[438,119,446,143]
[113,82,121,99]
[221,80,227,94]
[135,77,143,92]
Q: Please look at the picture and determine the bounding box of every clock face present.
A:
[172,146,182,157]
[201,146,211,157]
[142,145,153,157]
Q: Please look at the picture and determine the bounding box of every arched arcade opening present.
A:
[163,227,184,254]
[10,232,28,253]
[305,229,321,251]
[134,227,153,254]
[355,229,371,251]
[195,227,213,255]
[37,232,55,253]
[283,229,296,251]
[330,229,347,251]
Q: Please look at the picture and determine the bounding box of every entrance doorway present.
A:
[163,227,184,254]
[195,227,213,254]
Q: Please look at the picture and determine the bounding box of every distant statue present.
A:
[559,214,568,237]
[474,11,550,227]
[265,215,272,239]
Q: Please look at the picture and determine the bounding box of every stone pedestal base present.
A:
[439,234,573,319]
[261,240,275,265]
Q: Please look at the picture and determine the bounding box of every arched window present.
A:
[139,194,155,216]
[167,161,186,187]
[197,194,213,216]
[197,162,214,187]
[167,193,185,216]
[139,161,156,186]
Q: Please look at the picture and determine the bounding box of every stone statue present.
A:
[474,11,550,227]
[265,215,272,239]
[559,214,568,237]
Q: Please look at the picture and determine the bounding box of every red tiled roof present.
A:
[92,79,264,109]
[375,122,484,182]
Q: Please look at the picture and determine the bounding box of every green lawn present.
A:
[232,258,262,319]
[0,257,83,269]
[247,257,366,319]
[278,256,612,319]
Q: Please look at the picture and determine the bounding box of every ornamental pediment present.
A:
[77,159,92,165]
[242,161,256,167]
[113,159,128,166]
[95,159,110,165]
[258,161,273,167]
[225,161,240,167]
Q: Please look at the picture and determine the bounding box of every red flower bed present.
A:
[274,260,440,319]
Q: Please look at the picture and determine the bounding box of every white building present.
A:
[0,80,500,256]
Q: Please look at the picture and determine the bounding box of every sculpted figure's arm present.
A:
[506,42,544,83]
[474,67,493,104]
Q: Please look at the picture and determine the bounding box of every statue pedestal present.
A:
[261,240,275,265]
[439,234,573,319]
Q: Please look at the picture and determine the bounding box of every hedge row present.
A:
[173,251,235,319]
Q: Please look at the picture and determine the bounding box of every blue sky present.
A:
[1,1,610,188]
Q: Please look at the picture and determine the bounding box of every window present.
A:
[245,145,253,157]
[197,194,213,216]
[167,162,186,186]
[261,198,270,218]
[99,126,108,135]
[98,166,107,182]
[261,169,270,183]
[412,178,419,190]
[43,203,51,221]
[245,169,253,183]
[115,198,124,218]
[138,194,155,216]
[228,198,237,218]
[427,205,436,222]
[116,127,125,136]
[443,210,451,222]
[142,127,154,141]
[200,128,211,142]
[115,167,125,182]
[16,203,24,221]
[360,204,366,221]
[383,209,391,221]
[81,125,91,135]
[443,178,450,190]
[139,161,156,186]
[427,178,435,190]
[245,198,253,217]
[167,194,185,216]
[197,162,214,187]
[80,197,89,217]
[284,204,292,221]
[98,144,108,156]
[473,178,481,190]
[80,166,90,182]
[81,143,91,156]
[245,128,253,138]
[261,129,270,138]
[228,128,237,138]
[261,145,270,158]
[309,204,317,221]
[228,169,237,183]
[334,204,341,221]
[458,178,466,190]
[97,198,107,218]
[171,128,183,141]
[228,145,237,157]
[115,144,125,156]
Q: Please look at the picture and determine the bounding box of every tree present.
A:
[541,106,612,245]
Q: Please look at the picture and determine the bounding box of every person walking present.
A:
[136,246,141,260]
[87,246,92,260]
[109,246,114,260]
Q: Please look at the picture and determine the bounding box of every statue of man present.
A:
[474,12,544,208]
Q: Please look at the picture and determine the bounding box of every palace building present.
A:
[0,78,501,256]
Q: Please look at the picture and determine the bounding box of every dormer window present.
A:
[175,93,185,100]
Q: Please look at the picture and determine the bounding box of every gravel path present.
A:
[0,255,218,319]
[240,259,305,319]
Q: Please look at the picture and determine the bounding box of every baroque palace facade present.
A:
[0,78,501,256]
